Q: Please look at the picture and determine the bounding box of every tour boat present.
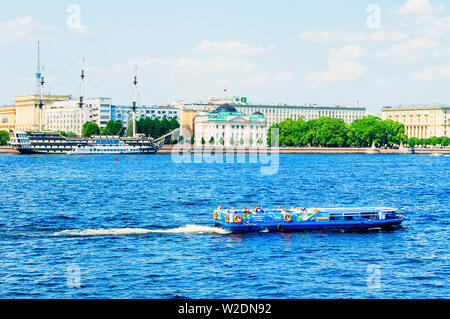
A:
[213,207,405,233]
[9,131,160,155]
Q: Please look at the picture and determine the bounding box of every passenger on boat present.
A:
[217,205,222,211]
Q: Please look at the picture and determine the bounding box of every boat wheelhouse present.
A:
[213,207,404,233]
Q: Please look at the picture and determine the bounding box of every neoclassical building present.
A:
[382,105,450,138]
[193,104,267,146]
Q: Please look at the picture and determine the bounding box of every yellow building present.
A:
[13,94,69,131]
[0,106,16,131]
[382,105,450,138]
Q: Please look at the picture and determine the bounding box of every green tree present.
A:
[169,118,180,131]
[201,137,206,145]
[407,137,419,148]
[209,136,215,145]
[82,122,100,137]
[230,137,235,145]
[102,120,124,136]
[219,137,224,145]
[190,136,195,145]
[0,130,10,146]
[239,137,244,145]
[66,132,77,138]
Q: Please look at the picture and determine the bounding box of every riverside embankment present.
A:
[157,145,450,155]
[1,145,449,155]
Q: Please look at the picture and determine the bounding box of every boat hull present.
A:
[215,218,403,233]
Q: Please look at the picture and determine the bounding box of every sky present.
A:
[0,0,449,114]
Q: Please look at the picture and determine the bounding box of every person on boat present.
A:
[217,205,222,211]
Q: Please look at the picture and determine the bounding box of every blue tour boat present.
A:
[213,206,405,233]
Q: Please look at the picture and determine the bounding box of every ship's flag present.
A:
[2,117,7,123]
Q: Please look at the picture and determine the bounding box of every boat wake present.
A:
[53,224,230,237]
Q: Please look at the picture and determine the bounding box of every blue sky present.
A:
[0,0,449,114]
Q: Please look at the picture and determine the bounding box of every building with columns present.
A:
[193,104,267,146]
[173,96,366,127]
[13,94,70,131]
[382,105,450,138]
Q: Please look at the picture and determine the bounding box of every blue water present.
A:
[0,153,448,298]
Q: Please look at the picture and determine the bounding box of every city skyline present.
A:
[1,0,450,114]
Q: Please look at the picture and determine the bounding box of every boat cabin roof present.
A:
[311,207,396,213]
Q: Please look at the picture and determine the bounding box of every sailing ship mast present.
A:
[132,65,138,138]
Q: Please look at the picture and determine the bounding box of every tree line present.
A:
[80,118,179,138]
[407,136,450,147]
[268,116,413,147]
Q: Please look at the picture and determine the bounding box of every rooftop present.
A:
[383,104,450,110]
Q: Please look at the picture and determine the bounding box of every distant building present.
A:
[235,104,366,126]
[382,105,450,138]
[193,104,267,146]
[111,105,180,128]
[13,94,69,131]
[0,105,16,131]
[174,97,366,127]
[46,97,112,135]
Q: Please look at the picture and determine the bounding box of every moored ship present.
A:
[9,130,162,155]
[213,206,405,233]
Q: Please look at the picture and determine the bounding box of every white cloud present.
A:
[308,59,366,83]
[195,40,274,56]
[434,16,450,29]
[298,28,366,43]
[298,28,408,43]
[378,36,441,62]
[0,16,55,43]
[331,45,363,59]
[368,31,408,42]
[414,65,450,80]
[392,0,442,16]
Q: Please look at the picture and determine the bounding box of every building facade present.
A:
[14,95,69,131]
[111,105,180,128]
[382,105,450,138]
[0,106,16,131]
[234,104,366,126]
[193,104,267,146]
[45,97,112,135]
[173,97,366,127]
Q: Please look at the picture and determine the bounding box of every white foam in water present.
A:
[53,224,230,237]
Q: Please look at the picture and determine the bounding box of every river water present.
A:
[0,153,448,298]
